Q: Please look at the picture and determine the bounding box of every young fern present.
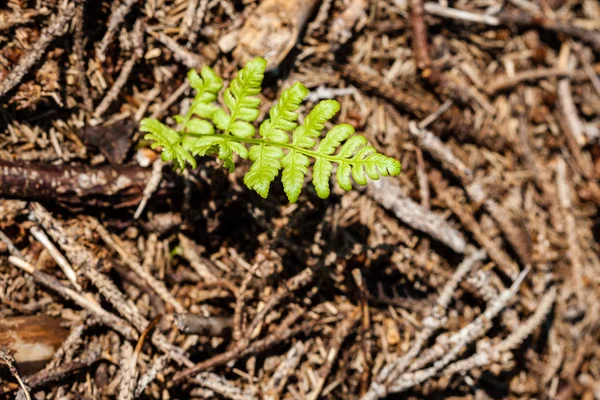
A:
[140,57,401,203]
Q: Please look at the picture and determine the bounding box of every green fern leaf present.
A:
[212,57,266,138]
[244,82,309,198]
[142,57,402,201]
[335,137,401,192]
[140,118,196,170]
[182,66,223,129]
[281,100,340,202]
[312,124,354,199]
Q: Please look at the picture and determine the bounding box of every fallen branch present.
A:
[0,159,181,208]
[364,250,486,399]
[368,178,466,253]
[442,286,557,377]
[424,3,600,51]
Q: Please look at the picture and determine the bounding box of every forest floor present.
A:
[0,0,600,399]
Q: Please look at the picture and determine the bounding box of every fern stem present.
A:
[182,133,374,165]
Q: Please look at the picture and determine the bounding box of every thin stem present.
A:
[181,132,365,165]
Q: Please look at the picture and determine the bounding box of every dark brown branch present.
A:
[340,63,438,118]
[0,348,101,395]
[410,0,440,85]
[0,159,182,208]
[496,12,600,52]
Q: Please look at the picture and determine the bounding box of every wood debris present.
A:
[0,0,599,399]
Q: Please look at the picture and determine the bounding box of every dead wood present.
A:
[0,316,69,375]
[1,0,599,398]
[0,159,181,208]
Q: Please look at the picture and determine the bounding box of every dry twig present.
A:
[368,178,466,253]
[0,2,76,98]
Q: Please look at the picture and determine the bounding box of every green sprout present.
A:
[141,57,401,203]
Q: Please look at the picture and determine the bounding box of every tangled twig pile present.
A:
[0,0,599,399]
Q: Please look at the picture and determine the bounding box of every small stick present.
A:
[135,354,169,396]
[0,8,50,30]
[418,99,453,129]
[45,318,89,369]
[96,0,140,61]
[415,148,429,208]
[441,286,556,377]
[176,314,233,336]
[90,217,186,313]
[308,309,360,400]
[341,63,438,118]
[150,81,190,119]
[233,263,260,341]
[424,2,600,51]
[0,229,22,257]
[24,349,100,392]
[178,234,219,282]
[73,3,93,112]
[424,3,500,25]
[411,122,531,267]
[557,52,586,147]
[134,159,164,219]
[181,0,200,38]
[263,341,307,400]
[9,256,137,339]
[150,30,204,69]
[187,0,209,46]
[573,43,600,97]
[366,250,486,399]
[0,350,31,400]
[29,226,81,291]
[194,372,258,400]
[173,311,322,382]
[410,0,439,85]
[430,172,520,278]
[118,315,161,400]
[94,20,144,118]
[556,159,585,297]
[117,342,137,400]
[243,267,315,340]
[409,121,473,181]
[487,68,570,94]
[30,203,194,367]
[0,2,76,98]
[368,178,467,253]
[388,269,529,395]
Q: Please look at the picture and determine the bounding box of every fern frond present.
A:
[180,66,223,131]
[212,57,266,138]
[336,138,401,190]
[312,124,354,199]
[281,100,339,202]
[140,118,196,170]
[244,82,309,198]
[142,57,402,203]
